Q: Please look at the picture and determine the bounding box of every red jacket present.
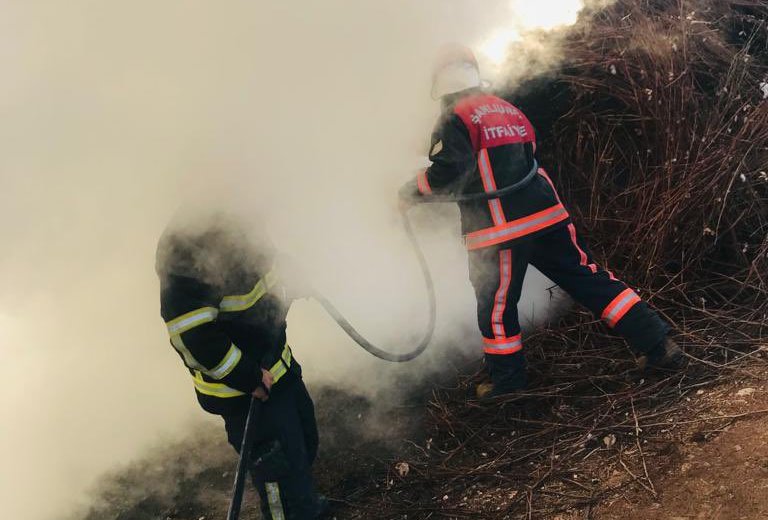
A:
[407,91,570,250]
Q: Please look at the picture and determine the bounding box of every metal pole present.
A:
[227,396,262,520]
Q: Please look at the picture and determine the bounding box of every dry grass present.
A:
[339,1,768,518]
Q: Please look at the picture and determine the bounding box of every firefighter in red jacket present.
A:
[400,46,683,397]
[156,213,329,519]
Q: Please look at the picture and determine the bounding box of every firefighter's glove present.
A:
[252,368,274,402]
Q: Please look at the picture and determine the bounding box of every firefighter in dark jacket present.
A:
[400,45,683,397]
[156,213,328,519]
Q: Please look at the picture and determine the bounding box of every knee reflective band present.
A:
[265,482,286,520]
[483,335,523,355]
[602,288,642,328]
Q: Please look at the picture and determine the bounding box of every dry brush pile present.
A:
[344,1,768,518]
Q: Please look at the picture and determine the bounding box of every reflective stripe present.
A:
[537,168,562,203]
[483,335,523,355]
[478,149,506,226]
[465,204,569,250]
[191,344,292,399]
[219,271,278,312]
[166,307,219,371]
[205,344,242,380]
[265,482,286,520]
[491,250,513,337]
[166,307,219,335]
[416,170,432,195]
[602,288,642,327]
[567,224,597,274]
[268,343,292,383]
[192,371,245,398]
[170,334,205,371]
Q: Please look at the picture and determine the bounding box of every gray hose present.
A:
[420,159,538,203]
[313,208,436,362]
[314,160,538,362]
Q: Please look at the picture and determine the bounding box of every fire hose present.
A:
[227,161,539,519]
[313,159,539,362]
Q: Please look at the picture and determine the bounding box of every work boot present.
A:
[475,376,527,401]
[476,382,495,400]
[478,351,527,400]
[638,337,684,371]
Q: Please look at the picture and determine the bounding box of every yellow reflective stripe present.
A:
[265,482,286,520]
[268,343,292,383]
[204,344,242,380]
[166,307,219,335]
[170,334,205,371]
[219,270,278,312]
[191,371,245,398]
[270,362,288,382]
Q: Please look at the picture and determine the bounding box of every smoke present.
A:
[0,1,597,518]
[476,0,616,89]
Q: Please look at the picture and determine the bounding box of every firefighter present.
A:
[399,45,683,398]
[155,212,329,519]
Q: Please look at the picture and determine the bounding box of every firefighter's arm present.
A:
[400,115,476,203]
[170,317,264,394]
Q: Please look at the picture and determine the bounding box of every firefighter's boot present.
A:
[638,337,684,371]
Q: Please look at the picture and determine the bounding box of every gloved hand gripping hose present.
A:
[313,208,437,362]
[314,160,538,362]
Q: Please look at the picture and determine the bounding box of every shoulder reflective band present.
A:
[602,288,642,328]
[268,343,292,383]
[219,270,278,312]
[205,344,242,380]
[166,307,219,335]
[191,370,246,398]
[265,482,286,520]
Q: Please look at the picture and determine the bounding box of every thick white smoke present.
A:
[0,1,597,518]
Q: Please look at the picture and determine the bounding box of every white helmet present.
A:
[431,44,482,100]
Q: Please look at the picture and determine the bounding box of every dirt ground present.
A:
[596,379,768,520]
[80,366,768,520]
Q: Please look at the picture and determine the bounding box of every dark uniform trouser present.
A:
[223,373,319,520]
[468,222,670,393]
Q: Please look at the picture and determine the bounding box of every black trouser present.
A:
[223,372,319,519]
[468,223,669,393]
